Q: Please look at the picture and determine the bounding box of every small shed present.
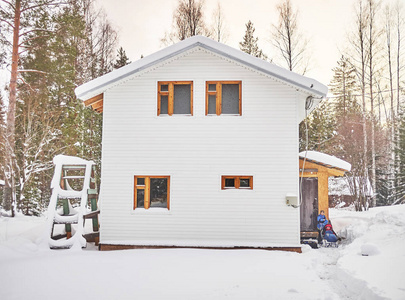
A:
[299,151,351,232]
[329,177,374,208]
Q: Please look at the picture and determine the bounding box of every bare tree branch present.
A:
[0,17,15,29]
[0,0,16,11]
[20,1,64,13]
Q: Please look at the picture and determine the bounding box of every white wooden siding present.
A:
[100,48,301,248]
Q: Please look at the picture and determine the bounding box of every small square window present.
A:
[160,84,169,92]
[134,176,170,210]
[224,178,235,188]
[239,178,250,188]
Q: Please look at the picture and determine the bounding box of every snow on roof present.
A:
[299,151,351,172]
[329,177,374,196]
[75,36,328,101]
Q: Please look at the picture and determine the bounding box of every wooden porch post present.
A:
[317,171,329,220]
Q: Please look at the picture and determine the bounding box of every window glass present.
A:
[136,189,145,208]
[208,95,217,115]
[208,84,216,92]
[160,84,169,92]
[150,178,168,208]
[221,84,239,114]
[224,178,235,188]
[239,178,250,188]
[137,178,145,186]
[173,84,191,114]
[160,95,168,114]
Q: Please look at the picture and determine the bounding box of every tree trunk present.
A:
[368,0,376,208]
[4,0,21,216]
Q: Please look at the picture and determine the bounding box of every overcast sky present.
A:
[96,0,360,85]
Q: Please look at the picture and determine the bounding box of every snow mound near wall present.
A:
[331,205,405,300]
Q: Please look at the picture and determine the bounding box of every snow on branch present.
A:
[0,17,15,29]
[0,0,16,11]
[18,69,47,75]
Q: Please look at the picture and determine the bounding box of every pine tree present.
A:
[329,56,358,121]
[239,20,267,60]
[299,101,336,152]
[113,46,131,69]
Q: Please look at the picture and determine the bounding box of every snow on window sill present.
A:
[206,114,241,117]
[157,114,193,117]
[132,208,171,215]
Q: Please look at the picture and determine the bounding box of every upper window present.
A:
[158,81,193,116]
[221,176,253,189]
[206,81,242,116]
[134,176,170,209]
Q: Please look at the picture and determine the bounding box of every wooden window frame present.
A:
[221,176,253,190]
[157,81,193,116]
[134,176,171,209]
[205,81,242,116]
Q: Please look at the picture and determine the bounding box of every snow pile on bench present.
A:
[45,155,95,249]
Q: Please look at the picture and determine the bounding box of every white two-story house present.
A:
[75,36,327,252]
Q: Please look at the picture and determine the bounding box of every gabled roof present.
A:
[75,36,328,102]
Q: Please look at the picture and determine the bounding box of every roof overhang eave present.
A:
[75,41,327,101]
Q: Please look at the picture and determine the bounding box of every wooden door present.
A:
[300,177,318,231]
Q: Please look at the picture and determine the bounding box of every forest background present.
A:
[0,0,404,216]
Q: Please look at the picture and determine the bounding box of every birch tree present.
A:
[162,0,210,45]
[211,2,228,43]
[271,0,309,74]
[346,0,371,210]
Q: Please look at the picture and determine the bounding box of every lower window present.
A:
[134,176,170,209]
[221,176,253,189]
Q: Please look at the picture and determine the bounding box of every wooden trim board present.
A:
[99,244,302,253]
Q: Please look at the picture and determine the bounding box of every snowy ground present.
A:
[0,205,404,300]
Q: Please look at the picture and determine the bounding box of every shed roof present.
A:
[75,36,327,102]
[299,151,351,172]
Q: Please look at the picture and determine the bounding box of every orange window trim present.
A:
[157,81,193,116]
[221,176,253,190]
[134,176,170,210]
[205,81,242,116]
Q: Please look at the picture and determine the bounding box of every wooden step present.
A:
[50,245,72,250]
[83,210,100,219]
[87,189,98,195]
[54,214,79,224]
[62,176,85,179]
[83,232,99,243]
[62,165,86,170]
[51,233,68,240]
[53,220,78,224]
